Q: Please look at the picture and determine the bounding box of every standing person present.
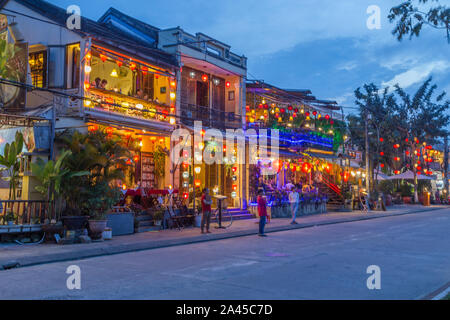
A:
[289,186,300,224]
[201,188,212,234]
[257,189,268,237]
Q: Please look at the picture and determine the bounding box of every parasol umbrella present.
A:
[374,171,389,180]
[387,170,434,180]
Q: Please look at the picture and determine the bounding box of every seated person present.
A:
[94,77,101,88]
[135,89,144,99]
[100,79,108,89]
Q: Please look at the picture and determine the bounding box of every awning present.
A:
[305,152,338,160]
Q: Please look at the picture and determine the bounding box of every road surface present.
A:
[0,208,449,299]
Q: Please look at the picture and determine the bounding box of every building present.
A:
[0,0,180,202]
[98,8,248,209]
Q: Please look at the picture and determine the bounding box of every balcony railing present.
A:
[1,200,52,225]
[180,102,243,130]
[85,88,175,125]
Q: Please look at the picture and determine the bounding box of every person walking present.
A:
[289,186,300,224]
[201,188,213,234]
[257,189,268,237]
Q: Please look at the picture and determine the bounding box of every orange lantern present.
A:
[194,180,201,187]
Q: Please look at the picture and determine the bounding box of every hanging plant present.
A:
[153,145,166,178]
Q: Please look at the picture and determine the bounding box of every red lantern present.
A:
[232,167,238,173]
[294,108,299,113]
[225,81,231,88]
[325,114,330,120]
[330,120,334,125]
[380,151,384,156]
[312,111,317,116]
[232,184,238,191]
[280,108,285,113]
[116,60,123,67]
[106,127,114,136]
[130,62,137,71]
[100,54,107,62]
[84,81,90,91]
[405,138,409,142]
[379,137,384,142]
[133,155,140,162]
[394,144,400,149]
[305,112,310,117]
[126,159,132,165]
[288,105,293,111]
[194,180,201,187]
[202,74,208,82]
[405,150,410,155]
[183,192,189,199]
[380,163,385,168]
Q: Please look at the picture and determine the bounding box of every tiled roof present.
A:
[0,0,177,67]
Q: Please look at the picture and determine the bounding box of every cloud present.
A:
[381,60,450,89]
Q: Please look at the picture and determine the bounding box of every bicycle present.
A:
[211,204,233,229]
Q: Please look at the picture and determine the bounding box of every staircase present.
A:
[319,175,344,211]
[226,208,253,220]
[134,214,157,233]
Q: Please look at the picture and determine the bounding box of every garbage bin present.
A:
[422,192,430,206]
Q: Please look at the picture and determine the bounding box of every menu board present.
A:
[141,152,156,189]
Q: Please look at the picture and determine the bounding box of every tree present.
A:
[392,77,450,202]
[348,83,398,192]
[0,131,23,200]
[388,0,450,43]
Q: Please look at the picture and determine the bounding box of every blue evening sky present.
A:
[53,0,450,115]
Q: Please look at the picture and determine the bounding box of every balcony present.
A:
[84,88,176,129]
[180,102,243,130]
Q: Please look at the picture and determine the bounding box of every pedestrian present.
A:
[201,188,212,234]
[289,186,300,224]
[257,189,268,237]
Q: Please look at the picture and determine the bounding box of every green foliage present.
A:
[378,180,395,195]
[388,0,450,43]
[0,131,24,200]
[153,145,166,178]
[0,39,19,79]
[84,181,121,220]
[55,129,131,216]
[399,183,413,197]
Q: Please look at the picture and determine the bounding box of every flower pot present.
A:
[88,220,108,240]
[102,228,112,240]
[61,216,89,231]
[194,215,202,227]
[402,196,412,204]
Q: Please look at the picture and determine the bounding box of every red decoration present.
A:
[100,54,107,62]
[106,127,114,136]
[202,74,208,82]
[133,155,140,162]
[130,62,137,71]
[225,81,231,88]
[294,108,299,113]
[232,167,238,173]
[305,112,310,117]
[405,138,409,142]
[330,120,334,125]
[312,111,317,116]
[379,138,384,142]
[325,114,330,120]
[380,152,384,156]
[380,163,385,168]
[116,60,123,67]
[280,108,285,113]
[394,144,400,149]
[183,193,189,200]
[288,105,293,111]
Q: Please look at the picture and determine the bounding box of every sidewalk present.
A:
[0,204,447,269]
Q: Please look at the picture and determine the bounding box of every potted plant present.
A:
[86,182,121,240]
[152,208,164,226]
[400,183,413,204]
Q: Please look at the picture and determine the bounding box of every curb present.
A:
[420,281,450,300]
[0,206,446,270]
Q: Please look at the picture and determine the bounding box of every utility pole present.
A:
[364,109,371,211]
[445,135,449,196]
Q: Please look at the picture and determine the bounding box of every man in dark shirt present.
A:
[201,188,212,234]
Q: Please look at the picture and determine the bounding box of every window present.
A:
[48,46,65,88]
[140,71,154,99]
[66,43,80,89]
[29,51,47,88]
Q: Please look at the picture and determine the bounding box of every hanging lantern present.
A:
[116,60,123,67]
[380,163,385,168]
[100,54,107,62]
[194,180,201,187]
[133,155,140,162]
[84,81,90,91]
[288,105,293,111]
[312,111,317,116]
[380,151,384,156]
[183,192,189,200]
[202,74,208,82]
[231,191,237,198]
[232,184,238,191]
[194,167,201,174]
[130,62,137,71]
[305,111,310,117]
[106,127,114,136]
[232,167,238,173]
[182,171,190,179]
[280,108,285,113]
[325,114,330,120]
[394,144,400,149]
[395,157,400,161]
[294,108,299,113]
[85,52,92,61]
[379,137,384,142]
[330,119,334,125]
[225,81,231,88]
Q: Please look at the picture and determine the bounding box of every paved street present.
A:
[0,208,449,300]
